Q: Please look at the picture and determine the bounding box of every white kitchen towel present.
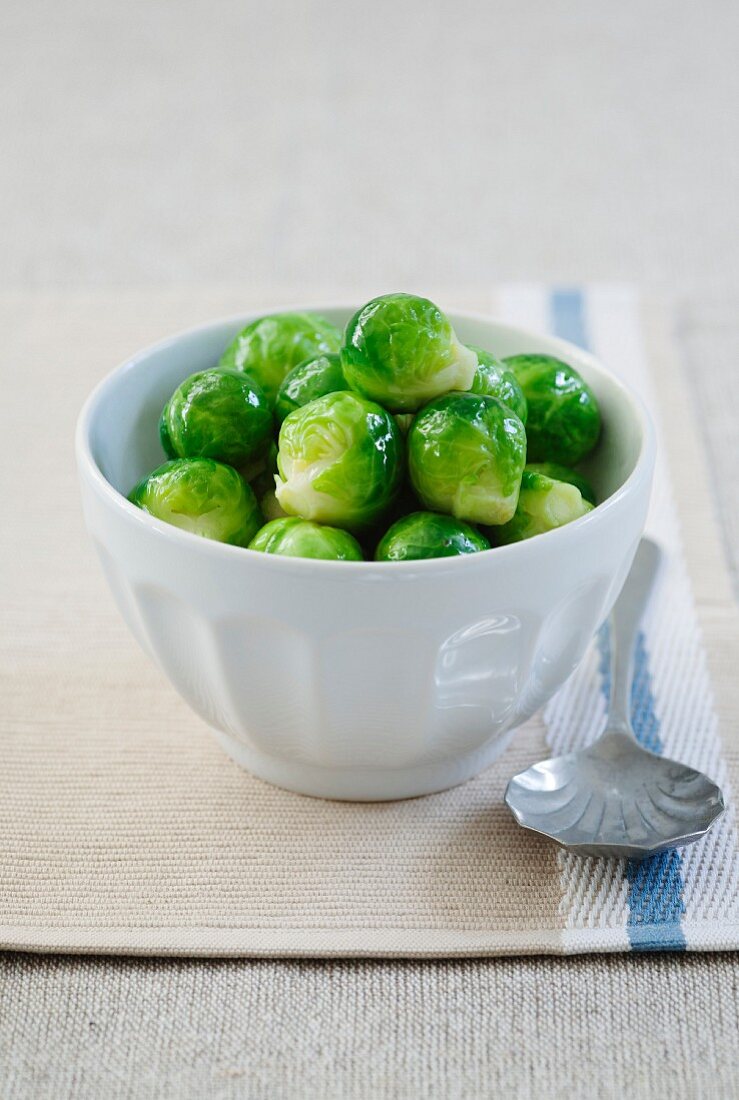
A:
[499,285,739,951]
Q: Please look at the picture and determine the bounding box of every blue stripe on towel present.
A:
[550,288,686,952]
[597,628,686,950]
[550,288,590,349]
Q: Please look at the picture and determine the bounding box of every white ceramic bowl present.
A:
[76,307,655,800]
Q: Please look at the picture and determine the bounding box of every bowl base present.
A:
[211,727,517,801]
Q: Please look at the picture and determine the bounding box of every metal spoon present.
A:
[505,539,725,859]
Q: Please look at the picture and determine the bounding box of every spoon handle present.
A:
[607,538,662,735]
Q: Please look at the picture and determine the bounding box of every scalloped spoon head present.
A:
[505,730,725,859]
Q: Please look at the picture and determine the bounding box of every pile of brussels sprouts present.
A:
[129,294,602,562]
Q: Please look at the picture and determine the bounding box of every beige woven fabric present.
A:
[1,292,737,957]
[682,302,739,598]
[1,951,738,1100]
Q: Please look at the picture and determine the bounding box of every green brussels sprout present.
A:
[160,368,273,468]
[375,512,490,562]
[274,353,348,425]
[503,354,601,465]
[408,393,526,525]
[249,517,364,561]
[129,458,262,546]
[219,312,341,404]
[468,346,528,424]
[341,294,478,412]
[525,462,597,506]
[275,391,403,530]
[495,471,593,544]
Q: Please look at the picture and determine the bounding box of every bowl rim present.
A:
[75,303,656,577]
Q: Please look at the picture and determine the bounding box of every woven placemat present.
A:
[1,287,737,956]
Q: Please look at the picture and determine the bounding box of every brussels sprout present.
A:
[495,471,593,544]
[218,312,341,404]
[129,458,262,546]
[275,391,403,530]
[375,512,490,562]
[503,354,600,465]
[274,352,348,425]
[525,462,596,506]
[468,346,528,424]
[408,393,526,525]
[341,294,478,412]
[160,368,273,469]
[249,517,363,561]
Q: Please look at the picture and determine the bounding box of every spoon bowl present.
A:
[505,540,725,859]
[506,730,725,859]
